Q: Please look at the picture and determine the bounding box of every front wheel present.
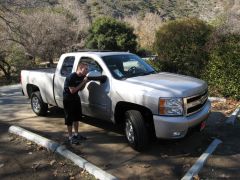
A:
[31,91,48,116]
[125,110,149,151]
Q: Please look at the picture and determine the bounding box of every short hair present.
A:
[77,62,88,70]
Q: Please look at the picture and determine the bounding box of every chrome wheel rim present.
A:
[32,96,40,112]
[125,120,134,144]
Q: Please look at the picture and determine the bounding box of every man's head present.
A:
[76,62,88,76]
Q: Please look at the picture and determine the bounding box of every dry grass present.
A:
[211,98,240,116]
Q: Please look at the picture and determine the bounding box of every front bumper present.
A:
[153,100,211,139]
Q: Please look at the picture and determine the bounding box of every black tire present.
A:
[125,110,149,151]
[31,91,48,116]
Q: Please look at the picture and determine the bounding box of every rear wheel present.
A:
[125,110,149,151]
[31,91,48,116]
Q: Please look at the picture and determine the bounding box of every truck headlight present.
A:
[159,98,183,116]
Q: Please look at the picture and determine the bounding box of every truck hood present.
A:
[125,72,207,97]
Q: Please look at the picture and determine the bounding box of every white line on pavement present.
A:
[226,106,240,125]
[181,138,222,180]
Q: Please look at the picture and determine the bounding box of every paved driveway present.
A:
[0,84,239,179]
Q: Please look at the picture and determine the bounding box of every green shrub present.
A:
[203,34,240,100]
[153,18,212,78]
[147,58,162,72]
[86,17,137,52]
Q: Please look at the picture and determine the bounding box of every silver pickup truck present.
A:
[21,51,211,151]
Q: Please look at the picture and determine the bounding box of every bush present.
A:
[86,17,137,52]
[153,18,212,78]
[135,47,154,57]
[203,34,240,100]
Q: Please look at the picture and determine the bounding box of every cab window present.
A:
[60,56,75,77]
[80,57,102,73]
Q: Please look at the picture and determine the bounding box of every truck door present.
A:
[54,56,75,108]
[79,57,111,120]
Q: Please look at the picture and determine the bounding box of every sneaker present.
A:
[69,136,80,145]
[74,134,87,141]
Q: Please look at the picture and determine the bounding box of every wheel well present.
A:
[115,101,155,134]
[26,84,40,98]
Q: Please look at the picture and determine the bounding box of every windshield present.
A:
[102,54,156,79]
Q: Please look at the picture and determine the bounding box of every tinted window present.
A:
[61,56,75,77]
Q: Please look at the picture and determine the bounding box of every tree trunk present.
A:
[48,58,53,66]
[0,60,12,81]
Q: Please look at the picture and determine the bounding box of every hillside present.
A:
[63,0,239,22]
[1,0,239,22]
[84,0,235,21]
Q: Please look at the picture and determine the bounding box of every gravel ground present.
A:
[0,123,96,180]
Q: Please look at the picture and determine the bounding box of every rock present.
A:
[104,163,111,168]
[69,173,74,179]
[59,162,65,166]
[193,175,200,180]
[0,163,4,168]
[220,174,230,178]
[143,164,151,168]
[37,146,44,151]
[161,155,168,158]
[183,164,191,169]
[126,164,132,168]
[81,170,86,174]
[9,137,15,141]
[50,160,56,166]
[32,163,40,170]
[27,142,32,145]
[53,170,58,176]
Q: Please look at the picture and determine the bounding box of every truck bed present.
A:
[25,68,56,73]
[21,69,57,106]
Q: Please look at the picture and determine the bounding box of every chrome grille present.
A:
[184,90,208,116]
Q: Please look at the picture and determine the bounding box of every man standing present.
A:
[63,62,89,144]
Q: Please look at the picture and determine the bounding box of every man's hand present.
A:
[78,76,89,91]
[69,76,90,94]
[83,76,89,83]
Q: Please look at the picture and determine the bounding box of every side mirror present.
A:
[87,71,101,77]
[86,71,107,83]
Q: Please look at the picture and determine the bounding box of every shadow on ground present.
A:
[3,103,240,179]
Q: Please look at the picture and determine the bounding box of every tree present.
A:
[0,50,11,81]
[154,18,212,77]
[56,0,91,50]
[124,13,163,50]
[0,5,13,81]
[86,17,137,52]
[3,10,76,64]
[0,2,88,83]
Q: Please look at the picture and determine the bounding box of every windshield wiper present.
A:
[143,71,156,75]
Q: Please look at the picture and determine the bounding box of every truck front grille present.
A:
[184,90,208,116]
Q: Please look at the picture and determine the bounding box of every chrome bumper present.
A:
[153,100,211,139]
